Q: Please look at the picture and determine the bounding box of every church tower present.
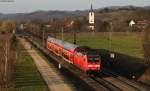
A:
[89,4,95,31]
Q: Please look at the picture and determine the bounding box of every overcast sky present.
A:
[0,0,150,13]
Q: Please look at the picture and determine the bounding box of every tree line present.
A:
[0,17,149,67]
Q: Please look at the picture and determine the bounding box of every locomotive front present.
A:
[76,47,101,74]
[86,50,101,74]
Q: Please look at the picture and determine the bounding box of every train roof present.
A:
[64,42,79,50]
[48,36,79,50]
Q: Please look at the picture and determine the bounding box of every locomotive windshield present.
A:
[76,46,100,63]
[87,51,100,62]
[88,57,99,62]
[76,46,89,56]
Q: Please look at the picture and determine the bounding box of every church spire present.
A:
[91,4,93,12]
[89,3,95,31]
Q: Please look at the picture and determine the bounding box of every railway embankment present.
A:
[26,35,150,91]
[14,38,49,91]
[138,67,150,86]
[25,33,150,89]
[25,36,110,91]
[18,38,75,91]
[97,49,146,79]
[98,48,150,87]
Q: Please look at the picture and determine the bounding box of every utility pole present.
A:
[109,22,115,61]
[59,27,64,69]
[61,27,64,40]
[42,29,45,47]
[109,22,112,50]
[73,28,76,44]
[70,20,76,44]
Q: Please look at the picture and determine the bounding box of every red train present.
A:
[46,36,101,74]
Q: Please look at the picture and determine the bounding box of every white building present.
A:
[89,4,95,30]
[129,20,135,27]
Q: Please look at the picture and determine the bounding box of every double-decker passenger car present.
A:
[46,36,101,74]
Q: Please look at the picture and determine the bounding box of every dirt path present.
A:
[19,38,73,91]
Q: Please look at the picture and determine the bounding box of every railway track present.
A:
[101,76,141,91]
[22,34,150,91]
[93,74,149,91]
[93,77,122,91]
[96,69,150,91]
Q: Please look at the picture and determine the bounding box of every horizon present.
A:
[0,5,149,14]
[0,0,150,14]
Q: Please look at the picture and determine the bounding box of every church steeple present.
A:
[91,4,93,12]
[89,3,95,31]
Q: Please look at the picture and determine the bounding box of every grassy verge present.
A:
[13,40,49,91]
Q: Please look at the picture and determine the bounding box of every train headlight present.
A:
[95,65,100,67]
[88,65,100,67]
[88,65,93,67]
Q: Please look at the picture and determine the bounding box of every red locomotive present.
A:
[46,36,101,74]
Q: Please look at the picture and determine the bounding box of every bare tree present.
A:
[1,20,16,33]
[25,22,40,36]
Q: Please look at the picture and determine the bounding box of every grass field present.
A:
[14,41,49,91]
[57,32,144,59]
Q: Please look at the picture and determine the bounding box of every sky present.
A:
[0,0,150,13]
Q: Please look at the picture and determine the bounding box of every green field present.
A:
[57,32,144,59]
[14,42,49,91]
